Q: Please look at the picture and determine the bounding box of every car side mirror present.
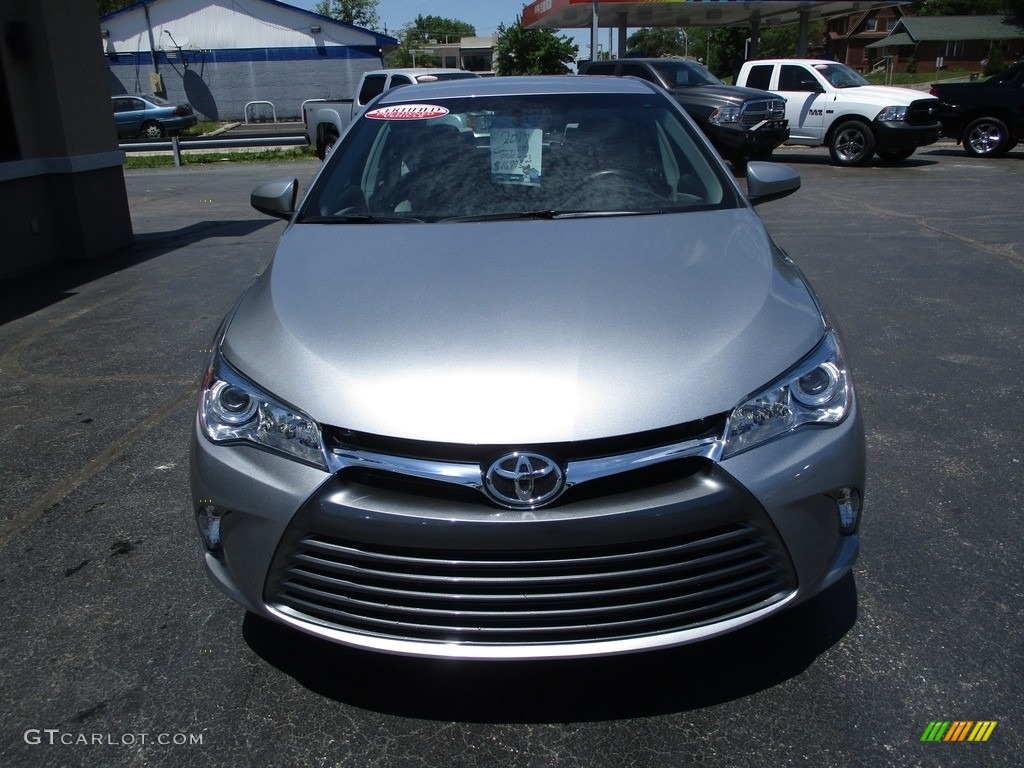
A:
[251,178,298,220]
[746,162,800,205]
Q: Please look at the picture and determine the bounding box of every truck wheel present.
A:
[728,156,749,175]
[318,130,339,161]
[963,117,1010,157]
[876,148,914,162]
[829,121,875,166]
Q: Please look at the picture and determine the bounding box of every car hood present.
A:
[677,84,783,107]
[842,84,934,106]
[223,210,824,444]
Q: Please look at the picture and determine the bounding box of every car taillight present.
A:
[928,86,938,97]
[173,105,191,116]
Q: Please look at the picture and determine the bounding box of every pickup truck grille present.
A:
[906,98,941,125]
[740,99,786,128]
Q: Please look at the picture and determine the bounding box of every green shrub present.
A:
[984,46,1004,77]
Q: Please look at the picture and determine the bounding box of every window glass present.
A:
[810,62,869,88]
[301,92,737,224]
[621,63,656,83]
[651,60,721,87]
[745,65,773,91]
[779,65,817,91]
[358,75,387,104]
[943,40,964,58]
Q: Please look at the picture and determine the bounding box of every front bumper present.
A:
[875,120,942,151]
[191,405,864,660]
[708,122,790,160]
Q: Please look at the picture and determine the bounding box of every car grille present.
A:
[740,99,786,128]
[906,98,941,125]
[269,520,794,646]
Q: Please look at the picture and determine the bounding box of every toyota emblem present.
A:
[484,452,564,508]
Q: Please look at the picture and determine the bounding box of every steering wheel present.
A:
[563,169,666,209]
[585,169,649,185]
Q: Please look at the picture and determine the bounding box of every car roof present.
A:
[364,67,477,76]
[374,74,659,102]
[756,59,844,65]
[586,57,703,65]
[112,94,159,102]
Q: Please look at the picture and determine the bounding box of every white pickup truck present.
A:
[735,59,942,165]
[303,67,480,159]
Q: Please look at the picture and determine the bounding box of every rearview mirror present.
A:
[746,162,800,205]
[251,178,298,220]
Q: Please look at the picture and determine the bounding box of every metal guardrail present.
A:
[119,134,308,166]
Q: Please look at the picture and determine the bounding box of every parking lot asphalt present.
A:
[1,145,1022,767]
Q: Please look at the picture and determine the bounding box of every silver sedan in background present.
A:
[190,75,865,660]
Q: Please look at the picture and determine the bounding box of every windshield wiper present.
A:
[299,214,424,224]
[440,209,664,223]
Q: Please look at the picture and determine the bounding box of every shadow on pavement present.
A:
[0,219,274,326]
[243,572,858,723]
[773,152,940,168]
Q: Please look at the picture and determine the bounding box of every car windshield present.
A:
[813,62,870,88]
[651,60,723,87]
[300,91,734,223]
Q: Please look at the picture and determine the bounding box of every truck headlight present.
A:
[722,330,852,458]
[709,106,742,125]
[876,105,908,122]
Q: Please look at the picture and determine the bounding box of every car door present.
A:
[112,97,146,138]
[775,64,827,142]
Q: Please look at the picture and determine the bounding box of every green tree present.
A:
[625,28,690,58]
[706,27,748,79]
[1006,0,1024,20]
[756,20,825,59]
[984,44,1006,75]
[388,15,476,67]
[910,0,1007,14]
[314,0,379,31]
[494,16,578,75]
[404,15,475,45]
[98,0,133,16]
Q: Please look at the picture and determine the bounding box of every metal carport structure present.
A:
[522,1,908,62]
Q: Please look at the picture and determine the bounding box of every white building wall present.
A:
[101,0,378,55]
[101,0,394,121]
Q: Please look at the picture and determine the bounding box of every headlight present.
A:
[876,105,908,122]
[722,330,852,458]
[709,106,741,125]
[198,352,327,470]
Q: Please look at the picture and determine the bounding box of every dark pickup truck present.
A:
[930,61,1024,157]
[578,57,789,168]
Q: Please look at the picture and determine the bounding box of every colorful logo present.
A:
[921,721,997,742]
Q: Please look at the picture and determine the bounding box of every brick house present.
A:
[822,4,908,72]
[865,15,1024,73]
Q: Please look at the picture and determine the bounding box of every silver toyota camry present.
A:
[190,76,865,660]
